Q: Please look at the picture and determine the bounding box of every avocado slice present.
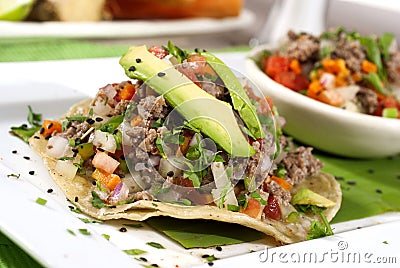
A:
[291,188,336,208]
[201,52,265,139]
[119,45,255,157]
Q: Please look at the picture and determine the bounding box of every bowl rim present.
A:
[245,43,400,128]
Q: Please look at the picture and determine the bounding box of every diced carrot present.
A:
[270,176,292,191]
[92,168,121,191]
[318,90,345,107]
[130,115,143,127]
[289,59,302,74]
[351,72,363,83]
[41,120,62,137]
[240,198,262,219]
[306,80,324,100]
[92,151,120,174]
[119,83,136,101]
[361,60,377,73]
[322,58,347,74]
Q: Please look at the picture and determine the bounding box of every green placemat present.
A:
[0,38,129,62]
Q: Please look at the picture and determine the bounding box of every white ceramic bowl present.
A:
[245,44,400,158]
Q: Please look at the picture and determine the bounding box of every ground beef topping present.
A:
[356,87,378,114]
[285,30,320,62]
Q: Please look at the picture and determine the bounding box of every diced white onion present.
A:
[319,73,335,90]
[109,182,130,204]
[210,162,238,207]
[93,130,116,153]
[46,136,69,159]
[55,159,78,180]
[91,98,113,116]
[335,85,360,102]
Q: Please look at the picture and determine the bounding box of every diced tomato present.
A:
[187,54,216,76]
[119,83,136,101]
[240,198,262,219]
[263,194,281,221]
[92,151,120,174]
[148,45,168,59]
[273,71,310,92]
[374,95,400,117]
[174,177,194,187]
[263,55,290,77]
[92,168,121,191]
[40,120,62,137]
[176,65,202,87]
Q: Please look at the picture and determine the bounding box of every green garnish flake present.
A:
[146,242,165,249]
[295,204,334,240]
[67,229,76,236]
[152,203,158,207]
[78,228,91,236]
[66,115,88,122]
[227,204,240,212]
[124,248,147,256]
[91,191,105,208]
[79,217,103,224]
[36,197,47,206]
[205,254,218,262]
[9,106,42,143]
[123,223,144,228]
[102,234,111,240]
[7,173,20,179]
[383,240,388,244]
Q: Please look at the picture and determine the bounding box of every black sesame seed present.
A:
[208,262,214,266]
[128,66,136,72]
[75,138,81,145]
[47,188,54,193]
[120,155,125,160]
[335,176,345,181]
[29,171,35,175]
[68,205,74,210]
[12,150,17,154]
[95,117,103,122]
[109,205,117,208]
[23,156,30,160]
[216,246,222,251]
[367,169,375,174]
[22,124,28,128]
[97,148,105,152]
[202,254,210,259]
[119,173,125,178]
[34,136,40,139]
[47,122,53,129]
[139,257,148,262]
[167,171,174,177]
[72,148,79,153]
[347,181,356,185]
[39,127,45,134]
[157,72,166,77]
[136,58,142,63]
[92,180,97,185]
[202,49,207,52]
[74,196,79,202]
[376,189,383,194]
[194,48,199,53]
[45,134,52,140]
[86,118,95,124]
[151,264,159,267]
[119,227,127,232]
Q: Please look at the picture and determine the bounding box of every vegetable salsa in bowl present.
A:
[245,28,400,158]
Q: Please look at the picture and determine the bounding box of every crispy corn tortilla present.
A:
[29,99,342,244]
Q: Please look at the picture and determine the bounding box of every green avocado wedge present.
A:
[119,45,255,157]
[201,52,265,139]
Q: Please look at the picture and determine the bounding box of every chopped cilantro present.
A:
[67,229,76,236]
[79,217,103,224]
[102,234,111,240]
[227,204,240,212]
[124,248,147,255]
[35,197,47,206]
[78,228,91,235]
[295,204,334,240]
[151,118,164,128]
[66,115,88,122]
[91,191,105,208]
[205,254,218,262]
[249,192,267,205]
[98,115,124,133]
[27,105,42,126]
[146,242,165,249]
